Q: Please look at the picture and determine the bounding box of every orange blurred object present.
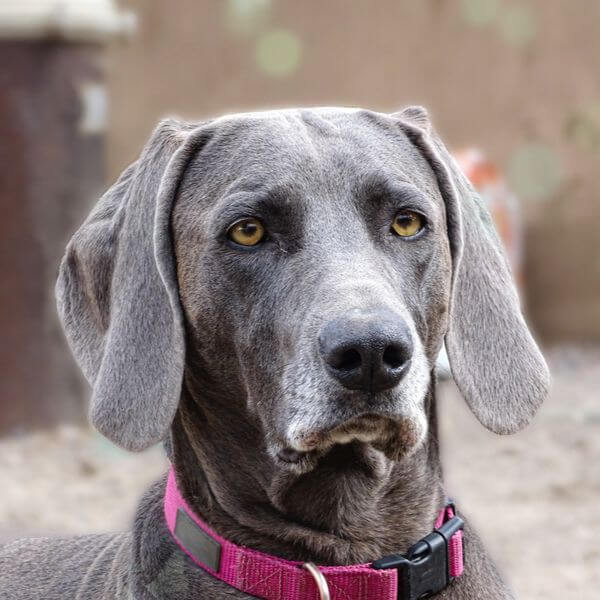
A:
[455,149,523,288]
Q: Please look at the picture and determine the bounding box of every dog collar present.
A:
[164,468,464,600]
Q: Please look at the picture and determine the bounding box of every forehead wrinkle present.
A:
[214,183,305,222]
[358,175,434,210]
[223,175,305,199]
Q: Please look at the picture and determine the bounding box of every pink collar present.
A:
[164,468,464,600]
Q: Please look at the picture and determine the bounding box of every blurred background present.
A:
[0,1,598,598]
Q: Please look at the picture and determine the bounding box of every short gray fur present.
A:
[0,106,550,599]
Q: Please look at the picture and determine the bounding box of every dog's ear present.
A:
[395,106,550,434]
[56,119,209,451]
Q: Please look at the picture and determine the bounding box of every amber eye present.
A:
[391,211,425,238]
[227,218,266,246]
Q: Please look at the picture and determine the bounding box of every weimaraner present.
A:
[0,106,549,599]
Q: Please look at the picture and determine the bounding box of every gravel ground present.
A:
[439,345,600,599]
[1,345,598,599]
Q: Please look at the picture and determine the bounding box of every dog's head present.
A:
[56,107,549,470]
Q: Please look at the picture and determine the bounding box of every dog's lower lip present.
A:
[290,413,391,452]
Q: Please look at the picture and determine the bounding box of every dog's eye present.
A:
[228,218,266,246]
[391,211,424,238]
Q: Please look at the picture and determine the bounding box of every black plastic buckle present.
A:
[371,512,464,600]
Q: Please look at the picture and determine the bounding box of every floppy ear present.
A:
[395,106,550,434]
[56,119,209,451]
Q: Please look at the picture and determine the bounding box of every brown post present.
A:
[0,2,134,433]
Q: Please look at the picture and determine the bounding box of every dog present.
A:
[0,106,549,599]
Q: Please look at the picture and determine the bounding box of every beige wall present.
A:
[106,0,600,340]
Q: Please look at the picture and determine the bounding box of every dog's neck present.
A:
[169,378,445,565]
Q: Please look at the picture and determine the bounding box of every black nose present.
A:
[318,309,414,392]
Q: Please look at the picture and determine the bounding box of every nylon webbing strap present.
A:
[164,468,464,599]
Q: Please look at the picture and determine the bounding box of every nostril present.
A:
[331,348,362,371]
[382,344,408,369]
[319,311,413,391]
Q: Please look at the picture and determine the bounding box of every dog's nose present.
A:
[318,309,413,392]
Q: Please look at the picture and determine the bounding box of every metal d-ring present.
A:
[303,562,331,600]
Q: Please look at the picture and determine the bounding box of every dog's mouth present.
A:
[276,413,424,471]
[293,414,390,450]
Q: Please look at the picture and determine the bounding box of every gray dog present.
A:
[1,106,549,600]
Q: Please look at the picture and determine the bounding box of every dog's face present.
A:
[56,106,549,461]
[173,109,451,469]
